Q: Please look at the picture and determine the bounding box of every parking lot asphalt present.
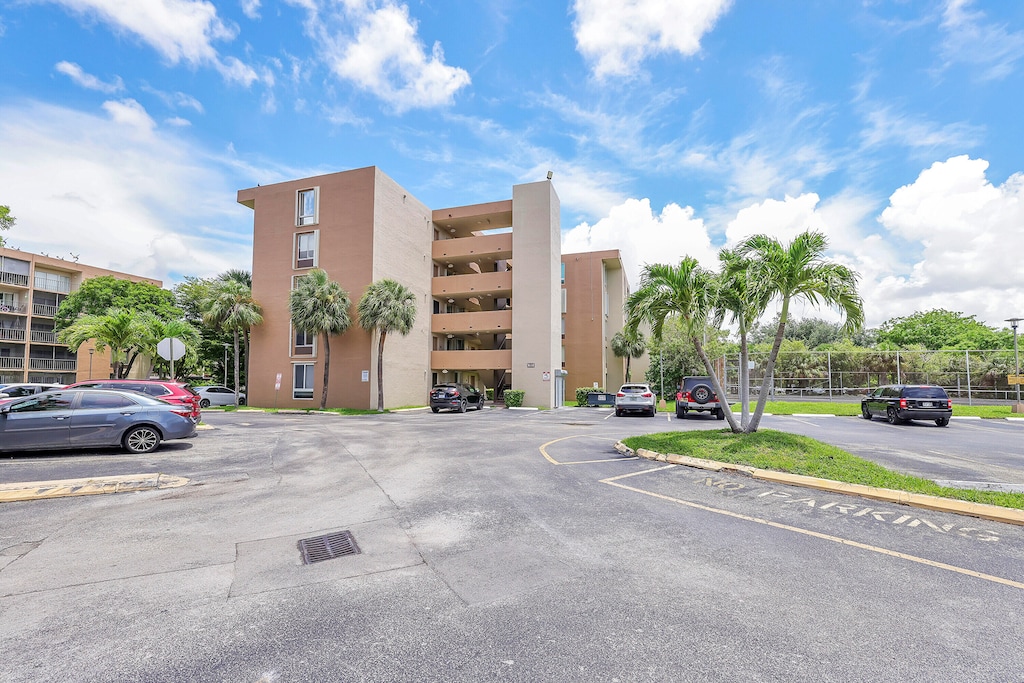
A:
[3,407,1024,681]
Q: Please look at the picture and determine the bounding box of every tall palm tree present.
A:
[715,248,769,429]
[143,316,201,379]
[203,279,263,405]
[289,269,351,409]
[217,270,254,380]
[625,257,742,432]
[357,279,417,411]
[737,230,864,432]
[57,308,147,378]
[610,329,646,383]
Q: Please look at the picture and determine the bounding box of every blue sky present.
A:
[1,0,1023,329]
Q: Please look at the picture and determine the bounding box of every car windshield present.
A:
[620,386,648,393]
[904,387,948,399]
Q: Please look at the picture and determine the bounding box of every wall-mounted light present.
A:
[447,334,454,339]
[447,298,454,303]
[546,170,553,180]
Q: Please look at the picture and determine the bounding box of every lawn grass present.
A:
[622,429,1024,510]
[721,400,1017,418]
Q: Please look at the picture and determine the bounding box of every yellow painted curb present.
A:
[0,473,190,503]
[617,441,1024,526]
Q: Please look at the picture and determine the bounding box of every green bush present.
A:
[576,386,603,406]
[486,387,495,400]
[504,390,525,407]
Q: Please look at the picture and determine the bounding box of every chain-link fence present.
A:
[722,349,1021,404]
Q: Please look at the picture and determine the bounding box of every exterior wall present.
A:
[0,247,160,385]
[369,168,433,408]
[243,167,376,409]
[510,181,560,408]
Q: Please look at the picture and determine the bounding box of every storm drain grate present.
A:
[297,530,361,565]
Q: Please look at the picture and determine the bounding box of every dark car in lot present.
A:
[0,389,198,454]
[861,384,952,426]
[65,379,202,420]
[429,384,484,413]
[676,376,724,420]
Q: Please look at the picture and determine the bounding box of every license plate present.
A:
[921,401,932,407]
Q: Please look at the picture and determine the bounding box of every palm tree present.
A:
[143,317,201,379]
[357,279,417,411]
[57,308,147,378]
[715,248,769,429]
[203,279,263,405]
[217,270,254,380]
[737,230,864,432]
[610,329,646,383]
[289,269,351,409]
[625,258,742,432]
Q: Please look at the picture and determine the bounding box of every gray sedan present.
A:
[0,389,197,454]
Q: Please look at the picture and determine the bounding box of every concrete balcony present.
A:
[431,310,512,335]
[432,234,512,266]
[30,330,58,344]
[431,349,512,372]
[0,328,26,342]
[29,358,77,371]
[0,271,30,288]
[432,271,512,299]
[32,303,58,317]
[0,357,25,370]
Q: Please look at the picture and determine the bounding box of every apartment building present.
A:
[0,247,161,385]
[561,249,647,393]
[238,166,561,410]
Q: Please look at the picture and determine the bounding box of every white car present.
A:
[614,383,657,417]
[0,382,65,400]
[192,385,246,407]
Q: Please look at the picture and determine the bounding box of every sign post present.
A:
[274,372,282,409]
[156,337,186,379]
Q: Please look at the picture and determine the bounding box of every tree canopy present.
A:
[357,278,417,411]
[290,269,352,409]
[877,309,1009,350]
[0,204,14,247]
[55,276,179,330]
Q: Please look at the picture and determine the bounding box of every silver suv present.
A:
[614,383,657,417]
[675,376,724,420]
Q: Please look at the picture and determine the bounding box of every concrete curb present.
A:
[614,442,1024,527]
[0,473,190,503]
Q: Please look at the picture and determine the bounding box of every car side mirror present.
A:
[0,404,10,414]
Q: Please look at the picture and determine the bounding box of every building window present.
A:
[297,188,318,226]
[561,288,567,314]
[295,231,318,269]
[560,262,565,284]
[561,317,566,338]
[293,328,314,356]
[293,363,314,399]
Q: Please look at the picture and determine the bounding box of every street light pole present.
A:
[88,348,93,379]
[1007,318,1022,410]
[223,344,229,387]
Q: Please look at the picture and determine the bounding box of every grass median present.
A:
[622,429,1024,510]
[651,400,1016,418]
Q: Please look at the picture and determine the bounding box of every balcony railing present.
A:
[0,271,30,287]
[0,357,25,370]
[33,274,72,293]
[431,310,512,335]
[30,330,58,343]
[28,358,77,371]
[0,302,27,314]
[32,303,58,317]
[431,349,512,372]
[0,328,26,342]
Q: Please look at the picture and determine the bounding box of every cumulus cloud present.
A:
[240,0,260,20]
[572,0,732,78]
[54,61,124,93]
[0,100,251,284]
[301,0,469,112]
[562,198,717,290]
[46,0,258,84]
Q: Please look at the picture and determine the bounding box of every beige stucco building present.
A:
[0,247,160,385]
[239,166,565,409]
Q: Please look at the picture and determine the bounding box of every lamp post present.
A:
[88,348,93,379]
[1007,318,1022,411]
[223,344,229,387]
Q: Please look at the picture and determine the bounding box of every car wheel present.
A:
[475,398,483,411]
[647,407,656,417]
[238,398,246,406]
[458,399,467,413]
[935,417,949,427]
[431,407,439,413]
[886,407,901,425]
[691,384,712,404]
[675,410,684,419]
[861,404,871,420]
[615,409,622,417]
[123,425,161,454]
[199,398,211,408]
[715,407,724,420]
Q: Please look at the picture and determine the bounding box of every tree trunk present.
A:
[739,329,750,429]
[376,330,387,411]
[243,328,251,390]
[233,329,241,406]
[745,299,790,433]
[625,356,631,383]
[320,333,331,410]
[693,335,742,433]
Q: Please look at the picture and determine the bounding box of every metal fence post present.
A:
[896,350,901,384]
[965,349,972,406]
[827,350,833,399]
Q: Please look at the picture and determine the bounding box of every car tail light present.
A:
[171,409,192,418]
[947,399,953,408]
[616,392,625,397]
[900,398,907,409]
[642,392,653,398]
[676,392,682,400]
[683,392,691,401]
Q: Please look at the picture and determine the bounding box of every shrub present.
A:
[486,387,494,400]
[576,386,604,406]
[504,390,525,407]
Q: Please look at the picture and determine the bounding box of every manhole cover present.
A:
[297,530,361,565]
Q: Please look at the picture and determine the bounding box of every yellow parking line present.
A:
[0,473,189,503]
[600,467,1024,592]
[539,435,635,465]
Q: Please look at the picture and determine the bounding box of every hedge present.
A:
[504,390,525,407]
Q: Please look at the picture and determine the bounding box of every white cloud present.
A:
[54,61,124,93]
[940,0,1024,80]
[562,198,717,290]
[860,104,984,152]
[572,0,732,78]
[240,0,260,20]
[0,100,251,284]
[46,0,258,84]
[140,84,205,114]
[305,0,469,112]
